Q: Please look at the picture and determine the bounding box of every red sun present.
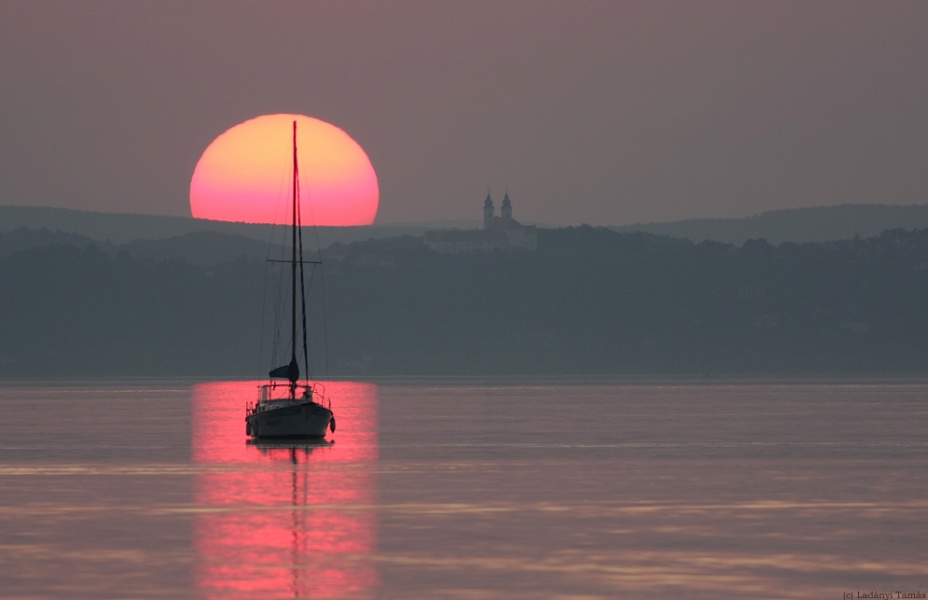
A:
[190,114,378,226]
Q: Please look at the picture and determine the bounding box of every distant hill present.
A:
[0,226,104,257]
[0,205,436,246]
[4,202,928,246]
[0,227,270,267]
[615,203,928,245]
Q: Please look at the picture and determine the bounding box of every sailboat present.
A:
[245,120,335,439]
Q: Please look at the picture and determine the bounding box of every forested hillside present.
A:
[615,203,928,244]
[2,226,928,377]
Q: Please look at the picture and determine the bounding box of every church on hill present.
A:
[425,192,538,254]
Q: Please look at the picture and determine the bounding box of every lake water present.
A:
[1,378,927,599]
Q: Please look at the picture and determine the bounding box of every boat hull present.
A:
[246,401,332,439]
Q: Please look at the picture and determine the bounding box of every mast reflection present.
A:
[192,380,378,599]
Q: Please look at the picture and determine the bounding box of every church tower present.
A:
[501,192,512,222]
[483,193,495,229]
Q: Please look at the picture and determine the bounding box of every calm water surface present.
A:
[1,378,927,599]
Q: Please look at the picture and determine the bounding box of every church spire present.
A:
[501,190,512,222]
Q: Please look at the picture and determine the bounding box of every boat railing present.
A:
[310,381,332,410]
[256,381,330,409]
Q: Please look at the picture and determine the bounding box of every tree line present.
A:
[2,225,928,377]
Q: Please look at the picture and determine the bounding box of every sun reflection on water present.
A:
[191,380,378,599]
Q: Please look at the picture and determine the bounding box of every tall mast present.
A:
[290,120,298,380]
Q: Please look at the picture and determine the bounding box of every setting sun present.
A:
[190,114,378,226]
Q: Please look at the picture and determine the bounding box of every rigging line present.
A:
[290,120,330,383]
[268,263,285,377]
[268,156,299,368]
[292,124,328,382]
[305,196,331,377]
[257,248,271,377]
[269,185,292,376]
[259,210,287,379]
[297,164,329,378]
[296,168,311,383]
[276,264,287,370]
[257,258,272,377]
[319,263,331,376]
[301,263,330,377]
[309,205,325,261]
[306,264,318,375]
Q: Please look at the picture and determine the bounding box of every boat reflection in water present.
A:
[192,380,378,599]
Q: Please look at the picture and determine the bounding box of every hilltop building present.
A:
[425,192,538,255]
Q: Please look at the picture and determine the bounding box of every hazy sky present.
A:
[2,1,927,226]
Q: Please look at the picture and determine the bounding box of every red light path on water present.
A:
[191,380,378,599]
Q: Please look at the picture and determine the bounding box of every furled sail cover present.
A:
[269,357,299,383]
